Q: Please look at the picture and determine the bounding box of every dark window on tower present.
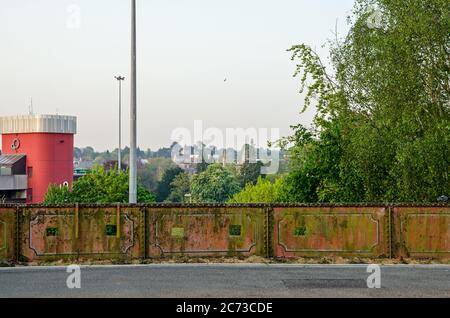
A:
[27,167,33,178]
[27,188,33,201]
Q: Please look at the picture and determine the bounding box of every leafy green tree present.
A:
[138,158,178,193]
[238,161,265,188]
[281,0,449,203]
[156,166,184,202]
[166,172,191,203]
[44,167,156,204]
[44,184,72,204]
[190,164,241,203]
[196,160,210,174]
[335,0,449,202]
[230,177,286,203]
[279,121,344,203]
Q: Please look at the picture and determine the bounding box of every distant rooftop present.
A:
[0,154,26,167]
[0,114,77,134]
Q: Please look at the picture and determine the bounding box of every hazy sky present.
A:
[0,0,355,151]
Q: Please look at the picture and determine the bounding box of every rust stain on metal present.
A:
[0,208,16,262]
[75,203,79,239]
[148,206,266,258]
[1,203,449,263]
[116,204,121,238]
[273,206,388,258]
[18,206,143,261]
[394,206,450,258]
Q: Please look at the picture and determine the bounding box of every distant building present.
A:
[0,114,77,204]
[73,159,94,181]
[171,142,279,175]
[0,154,27,203]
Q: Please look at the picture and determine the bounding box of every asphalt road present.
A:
[0,264,449,298]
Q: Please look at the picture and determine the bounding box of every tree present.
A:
[190,164,241,203]
[280,121,344,203]
[238,161,265,188]
[333,0,449,202]
[44,167,156,204]
[156,166,184,202]
[138,157,178,193]
[281,0,449,203]
[44,184,72,204]
[196,160,210,174]
[166,172,191,203]
[230,177,286,203]
[81,146,96,161]
[74,147,82,160]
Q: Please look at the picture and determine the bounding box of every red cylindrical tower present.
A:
[0,115,77,204]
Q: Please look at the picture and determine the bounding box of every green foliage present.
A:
[138,157,178,193]
[137,183,157,203]
[44,184,72,204]
[80,146,96,161]
[196,160,210,174]
[279,121,343,203]
[44,167,156,204]
[156,166,184,202]
[230,177,286,203]
[191,164,241,203]
[281,0,449,203]
[238,161,265,188]
[166,172,191,203]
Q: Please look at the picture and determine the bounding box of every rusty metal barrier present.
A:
[393,205,450,259]
[0,206,17,263]
[147,205,267,258]
[1,203,449,262]
[19,205,145,262]
[272,205,390,258]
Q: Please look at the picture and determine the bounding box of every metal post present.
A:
[115,76,125,173]
[119,79,122,172]
[129,0,137,203]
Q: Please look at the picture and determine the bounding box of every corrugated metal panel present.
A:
[0,115,77,134]
[0,175,28,190]
[0,155,26,167]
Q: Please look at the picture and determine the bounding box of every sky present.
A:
[0,0,355,151]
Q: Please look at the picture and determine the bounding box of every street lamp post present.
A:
[129,0,137,203]
[115,76,125,173]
